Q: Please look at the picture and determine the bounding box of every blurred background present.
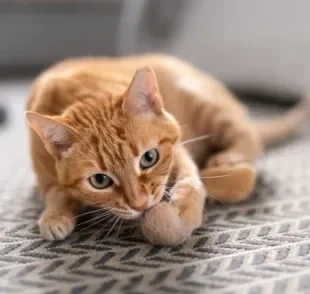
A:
[1,0,310,127]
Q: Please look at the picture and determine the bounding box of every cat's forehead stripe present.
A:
[159,137,172,145]
[94,138,106,170]
[99,137,124,167]
[70,108,93,128]
[129,141,139,157]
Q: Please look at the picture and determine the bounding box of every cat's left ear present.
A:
[122,66,163,117]
[25,111,75,159]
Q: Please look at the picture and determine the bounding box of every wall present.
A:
[118,0,310,95]
[0,1,122,71]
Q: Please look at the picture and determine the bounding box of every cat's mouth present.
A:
[114,184,173,220]
[135,187,172,219]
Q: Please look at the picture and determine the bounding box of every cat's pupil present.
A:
[95,174,105,184]
[144,151,154,162]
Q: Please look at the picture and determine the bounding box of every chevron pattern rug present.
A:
[1,81,310,294]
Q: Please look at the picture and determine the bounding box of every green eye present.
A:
[89,174,113,189]
[140,149,159,169]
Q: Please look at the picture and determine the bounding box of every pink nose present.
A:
[129,195,148,211]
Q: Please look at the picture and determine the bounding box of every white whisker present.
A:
[77,213,113,234]
[88,216,117,242]
[199,174,231,179]
[73,207,110,219]
[75,210,113,227]
[207,192,226,204]
[116,219,124,239]
[179,134,211,146]
[102,217,120,241]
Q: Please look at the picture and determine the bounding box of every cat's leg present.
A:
[39,185,81,240]
[168,147,206,233]
[201,113,261,203]
[175,84,262,203]
[27,125,81,240]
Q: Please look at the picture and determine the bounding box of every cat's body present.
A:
[26,54,310,242]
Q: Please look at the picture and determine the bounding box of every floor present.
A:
[1,80,310,294]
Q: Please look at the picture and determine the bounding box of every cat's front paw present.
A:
[177,202,203,232]
[39,209,76,241]
[201,163,256,203]
[170,180,205,232]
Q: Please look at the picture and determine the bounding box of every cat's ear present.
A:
[122,66,163,117]
[25,111,75,159]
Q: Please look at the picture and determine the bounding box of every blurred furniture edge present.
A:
[118,0,310,101]
[0,0,123,74]
[0,106,6,126]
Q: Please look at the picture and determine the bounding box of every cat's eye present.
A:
[140,149,159,169]
[89,174,113,189]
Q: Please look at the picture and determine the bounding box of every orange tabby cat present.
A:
[26,54,309,241]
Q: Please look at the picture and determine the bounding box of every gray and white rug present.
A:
[1,80,310,294]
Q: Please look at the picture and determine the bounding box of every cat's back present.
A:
[27,53,243,117]
[26,57,134,116]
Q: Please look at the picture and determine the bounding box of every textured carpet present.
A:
[1,81,310,294]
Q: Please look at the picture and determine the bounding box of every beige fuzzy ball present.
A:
[140,202,190,246]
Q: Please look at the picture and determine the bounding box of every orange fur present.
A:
[26,54,310,242]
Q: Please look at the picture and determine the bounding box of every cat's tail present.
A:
[255,93,310,147]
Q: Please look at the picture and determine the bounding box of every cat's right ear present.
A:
[25,111,75,159]
[122,66,163,117]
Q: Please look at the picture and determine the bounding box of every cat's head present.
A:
[26,67,181,219]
